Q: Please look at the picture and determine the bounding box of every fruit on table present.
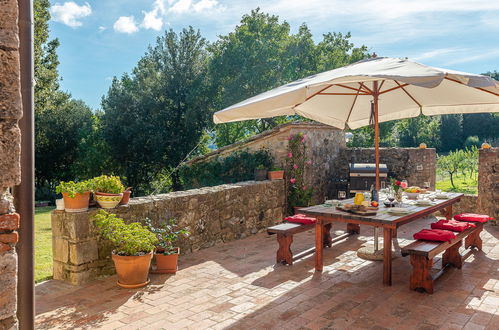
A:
[371,201,379,207]
[404,186,421,193]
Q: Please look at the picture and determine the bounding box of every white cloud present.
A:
[98,26,106,32]
[113,16,139,34]
[50,1,91,27]
[412,48,464,61]
[142,0,166,31]
[169,0,219,14]
[170,0,192,14]
[193,0,218,12]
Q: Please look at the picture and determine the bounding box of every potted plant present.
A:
[55,180,92,212]
[254,165,268,181]
[120,187,132,205]
[92,210,158,288]
[92,175,125,209]
[146,218,190,274]
[268,167,284,180]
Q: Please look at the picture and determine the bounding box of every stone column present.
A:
[478,147,498,221]
[0,0,23,328]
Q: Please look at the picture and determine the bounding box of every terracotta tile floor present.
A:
[36,217,499,330]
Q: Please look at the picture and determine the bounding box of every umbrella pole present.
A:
[373,81,380,190]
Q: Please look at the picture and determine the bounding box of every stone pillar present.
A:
[478,148,498,221]
[0,0,22,328]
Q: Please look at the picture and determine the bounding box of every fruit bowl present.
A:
[405,192,419,200]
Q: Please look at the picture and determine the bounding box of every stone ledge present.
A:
[52,180,286,285]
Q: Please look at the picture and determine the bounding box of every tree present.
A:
[209,9,369,147]
[102,27,212,193]
[35,96,93,184]
[439,114,463,152]
[34,0,95,192]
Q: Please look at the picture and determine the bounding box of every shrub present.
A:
[55,180,92,198]
[92,175,125,194]
[145,218,190,255]
[178,149,273,189]
[92,210,158,256]
[463,136,481,149]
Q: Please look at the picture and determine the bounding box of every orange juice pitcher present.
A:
[354,192,364,205]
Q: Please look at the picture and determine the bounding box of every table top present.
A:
[299,192,463,226]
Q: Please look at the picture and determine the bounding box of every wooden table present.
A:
[299,192,463,286]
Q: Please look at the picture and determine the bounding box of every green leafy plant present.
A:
[92,210,158,256]
[286,132,313,212]
[178,149,273,189]
[255,164,266,170]
[270,167,283,171]
[55,180,92,198]
[92,175,125,194]
[145,218,190,255]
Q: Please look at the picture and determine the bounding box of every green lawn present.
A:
[436,173,478,195]
[35,206,54,283]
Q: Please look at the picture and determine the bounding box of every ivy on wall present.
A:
[178,149,274,189]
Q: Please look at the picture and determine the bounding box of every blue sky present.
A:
[49,0,499,109]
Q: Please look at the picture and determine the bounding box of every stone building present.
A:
[0,0,22,328]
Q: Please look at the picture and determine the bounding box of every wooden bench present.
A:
[401,222,483,294]
[267,222,360,265]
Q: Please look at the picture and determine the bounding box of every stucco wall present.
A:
[0,0,22,328]
[51,180,285,285]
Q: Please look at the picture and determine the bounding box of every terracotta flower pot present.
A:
[268,170,284,180]
[119,190,132,205]
[152,248,180,274]
[112,251,153,288]
[95,192,123,209]
[62,191,90,213]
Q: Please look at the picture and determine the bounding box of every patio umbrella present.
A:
[213,56,499,189]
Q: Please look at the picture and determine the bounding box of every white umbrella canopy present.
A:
[213,57,499,130]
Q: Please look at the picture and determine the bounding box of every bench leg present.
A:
[442,240,463,269]
[410,255,434,294]
[465,227,483,250]
[276,234,293,265]
[440,205,453,220]
[323,223,332,247]
[347,223,360,234]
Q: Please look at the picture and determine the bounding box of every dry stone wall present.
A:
[52,180,285,285]
[0,0,22,328]
[188,122,346,204]
[478,148,498,222]
[337,147,437,189]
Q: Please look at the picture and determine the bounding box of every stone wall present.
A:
[337,147,437,189]
[478,148,498,222]
[188,122,346,204]
[52,180,285,285]
[0,0,22,328]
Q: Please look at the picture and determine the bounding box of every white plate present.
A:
[414,200,432,206]
[387,207,410,215]
[435,193,449,199]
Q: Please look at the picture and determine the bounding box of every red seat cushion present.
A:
[413,229,456,242]
[454,213,493,223]
[431,219,476,232]
[284,214,316,225]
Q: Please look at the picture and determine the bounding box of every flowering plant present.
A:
[390,178,408,192]
[286,132,313,212]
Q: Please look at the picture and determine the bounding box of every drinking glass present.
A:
[338,191,346,199]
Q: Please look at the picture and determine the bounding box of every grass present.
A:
[35,206,54,283]
[436,173,478,195]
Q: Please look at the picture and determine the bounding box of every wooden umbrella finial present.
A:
[372,52,377,58]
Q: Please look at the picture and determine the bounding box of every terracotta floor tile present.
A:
[35,219,499,330]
